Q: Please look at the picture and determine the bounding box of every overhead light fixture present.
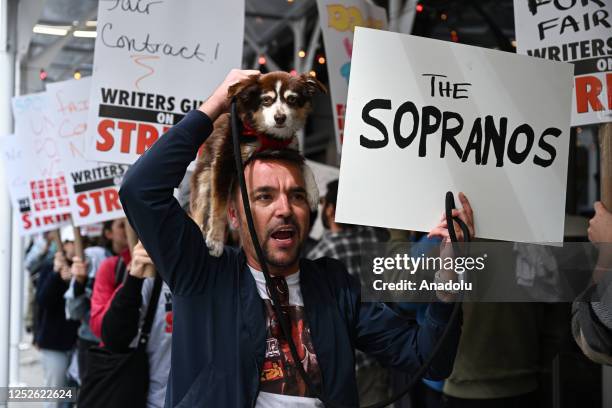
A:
[73,30,97,38]
[33,24,70,36]
[85,20,97,27]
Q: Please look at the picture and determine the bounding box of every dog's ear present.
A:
[227,74,261,103]
[298,74,327,97]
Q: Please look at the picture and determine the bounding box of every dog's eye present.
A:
[286,95,297,104]
[261,96,274,106]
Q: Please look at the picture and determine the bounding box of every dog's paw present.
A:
[206,237,224,257]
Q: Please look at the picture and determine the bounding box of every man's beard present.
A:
[261,218,303,268]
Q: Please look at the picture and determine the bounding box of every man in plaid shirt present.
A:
[307,179,391,405]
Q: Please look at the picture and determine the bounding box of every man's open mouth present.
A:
[270,226,296,241]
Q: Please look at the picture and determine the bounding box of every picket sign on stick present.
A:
[46,78,127,227]
[513,0,611,127]
[316,0,387,153]
[86,0,244,166]
[335,28,574,243]
[1,134,71,236]
[12,93,73,218]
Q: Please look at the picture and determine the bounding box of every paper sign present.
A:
[317,0,387,152]
[305,159,340,239]
[336,28,574,243]
[46,78,127,226]
[1,135,70,236]
[12,93,73,218]
[86,0,245,164]
[514,0,611,126]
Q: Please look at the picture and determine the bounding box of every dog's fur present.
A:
[190,71,327,256]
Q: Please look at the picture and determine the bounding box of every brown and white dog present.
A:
[190,71,327,256]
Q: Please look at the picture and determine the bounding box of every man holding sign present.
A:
[120,69,469,407]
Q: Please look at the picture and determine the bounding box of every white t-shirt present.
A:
[249,267,324,408]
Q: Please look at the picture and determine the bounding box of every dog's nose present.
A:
[274,113,286,125]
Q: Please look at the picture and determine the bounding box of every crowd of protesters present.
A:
[20,70,612,408]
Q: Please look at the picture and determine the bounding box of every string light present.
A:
[440,13,448,21]
[416,3,424,13]
[290,69,298,76]
[450,30,459,42]
[511,39,517,48]
[298,50,306,58]
[318,56,326,64]
[258,55,266,65]
[74,70,82,80]
[39,69,48,81]
[308,70,316,77]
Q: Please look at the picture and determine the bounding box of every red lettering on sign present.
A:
[136,123,158,154]
[95,119,167,155]
[575,75,606,113]
[21,212,70,230]
[97,119,115,151]
[76,188,122,217]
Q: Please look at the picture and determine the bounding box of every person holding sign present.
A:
[572,201,612,365]
[119,69,470,407]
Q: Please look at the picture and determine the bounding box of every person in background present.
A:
[573,201,612,364]
[306,179,391,404]
[89,218,131,340]
[64,219,128,383]
[24,232,57,337]
[101,242,173,408]
[35,228,80,408]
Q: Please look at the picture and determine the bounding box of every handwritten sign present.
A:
[335,28,574,243]
[316,0,387,152]
[514,0,611,126]
[12,93,73,218]
[1,135,70,236]
[86,0,245,164]
[46,78,127,226]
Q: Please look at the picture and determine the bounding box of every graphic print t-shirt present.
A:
[249,267,324,408]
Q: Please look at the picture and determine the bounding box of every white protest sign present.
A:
[316,0,387,152]
[305,159,340,239]
[46,78,127,226]
[336,28,574,243]
[1,135,70,236]
[514,0,611,126]
[12,93,73,218]
[86,0,245,164]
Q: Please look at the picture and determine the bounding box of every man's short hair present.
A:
[230,149,306,201]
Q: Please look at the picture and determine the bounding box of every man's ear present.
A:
[227,74,261,103]
[227,201,240,230]
[298,74,327,97]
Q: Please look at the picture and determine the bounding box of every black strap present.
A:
[137,274,163,349]
[445,191,471,244]
[114,256,127,287]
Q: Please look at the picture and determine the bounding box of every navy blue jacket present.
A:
[119,110,461,407]
[35,262,79,351]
